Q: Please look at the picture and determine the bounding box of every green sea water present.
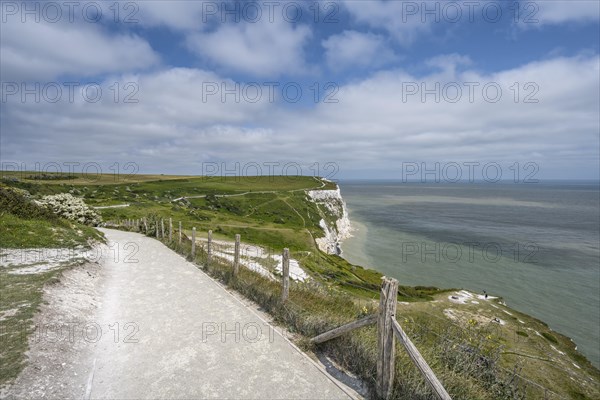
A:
[339,180,600,367]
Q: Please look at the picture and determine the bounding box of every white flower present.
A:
[39,193,102,226]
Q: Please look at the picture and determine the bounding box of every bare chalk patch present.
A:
[1,247,92,275]
[448,290,498,304]
[197,239,308,281]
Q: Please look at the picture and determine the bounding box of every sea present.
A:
[338,180,600,368]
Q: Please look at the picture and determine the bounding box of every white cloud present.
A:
[136,1,209,30]
[341,0,433,46]
[425,54,472,74]
[534,1,600,25]
[322,30,399,71]
[0,19,159,81]
[1,56,598,179]
[186,18,312,77]
[295,55,599,177]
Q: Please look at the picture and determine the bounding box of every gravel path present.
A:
[3,228,355,399]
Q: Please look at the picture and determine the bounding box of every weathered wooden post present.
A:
[169,218,173,242]
[178,221,182,245]
[233,234,240,277]
[155,221,159,238]
[191,227,196,258]
[207,230,213,269]
[281,248,290,302]
[161,218,165,239]
[377,277,399,400]
[391,317,452,400]
[143,217,148,234]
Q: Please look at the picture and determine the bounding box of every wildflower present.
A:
[39,193,101,226]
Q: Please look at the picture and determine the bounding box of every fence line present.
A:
[108,217,568,400]
[281,248,290,301]
[234,234,240,278]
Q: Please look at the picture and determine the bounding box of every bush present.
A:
[541,332,558,344]
[39,193,101,226]
[27,174,76,180]
[0,186,57,221]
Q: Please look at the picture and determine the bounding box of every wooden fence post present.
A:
[391,319,452,400]
[161,218,165,239]
[281,248,290,302]
[169,218,173,242]
[143,217,148,234]
[233,234,240,277]
[207,230,212,268]
[191,227,196,258]
[155,221,159,238]
[377,277,399,400]
[178,221,182,245]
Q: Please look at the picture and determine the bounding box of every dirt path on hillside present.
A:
[2,229,356,399]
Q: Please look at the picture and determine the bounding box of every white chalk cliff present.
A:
[307,186,352,255]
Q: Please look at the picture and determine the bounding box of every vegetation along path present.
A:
[5,229,355,399]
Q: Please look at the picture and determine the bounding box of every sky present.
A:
[1,0,599,181]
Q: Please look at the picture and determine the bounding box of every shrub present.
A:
[541,332,558,344]
[0,186,57,221]
[27,173,76,180]
[39,193,101,226]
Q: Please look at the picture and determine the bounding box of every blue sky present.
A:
[1,0,599,180]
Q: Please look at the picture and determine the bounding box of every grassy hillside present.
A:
[0,186,102,248]
[0,185,103,386]
[1,173,598,399]
[4,173,392,294]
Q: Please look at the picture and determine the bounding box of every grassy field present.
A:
[1,173,599,399]
[0,186,104,385]
[3,173,389,294]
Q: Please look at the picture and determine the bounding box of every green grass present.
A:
[395,294,600,399]
[2,174,599,399]
[0,186,103,248]
[0,263,83,385]
[0,213,101,248]
[0,185,103,387]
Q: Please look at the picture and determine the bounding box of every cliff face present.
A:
[307,187,352,255]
